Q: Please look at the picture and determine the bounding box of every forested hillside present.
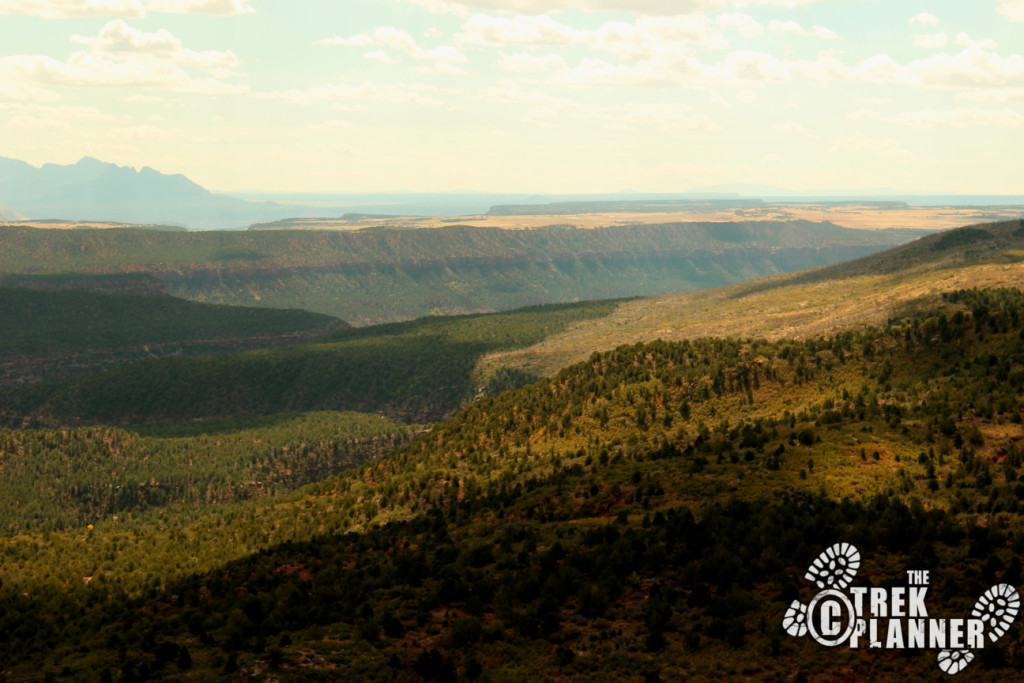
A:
[0,221,924,324]
[478,219,1024,379]
[0,300,621,426]
[0,281,346,386]
[2,287,1024,680]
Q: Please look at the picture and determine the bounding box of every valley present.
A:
[7,2,1024,679]
[1,218,1024,680]
[0,220,925,325]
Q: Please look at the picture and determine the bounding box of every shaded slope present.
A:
[0,283,346,386]
[1,300,621,425]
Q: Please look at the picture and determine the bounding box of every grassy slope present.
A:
[0,222,924,324]
[3,289,1024,680]
[478,219,1024,379]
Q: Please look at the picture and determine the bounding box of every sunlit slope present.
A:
[478,219,1024,380]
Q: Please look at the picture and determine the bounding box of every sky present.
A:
[1,1,1023,195]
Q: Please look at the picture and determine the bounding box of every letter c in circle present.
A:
[806,589,856,647]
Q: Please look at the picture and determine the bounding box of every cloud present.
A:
[307,119,355,130]
[457,14,584,45]
[830,131,915,163]
[0,0,253,17]
[73,19,243,69]
[143,0,254,14]
[767,20,839,40]
[0,103,117,130]
[909,12,940,26]
[460,13,732,68]
[956,87,1024,102]
[850,107,1024,128]
[0,0,146,18]
[843,48,1024,89]
[364,50,399,65]
[774,120,815,135]
[1,20,246,94]
[478,82,719,130]
[954,33,998,50]
[317,27,466,65]
[998,0,1024,22]
[912,32,948,50]
[501,52,568,73]
[259,82,444,106]
[405,0,826,15]
[716,13,763,39]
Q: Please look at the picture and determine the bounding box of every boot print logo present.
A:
[782,543,1020,675]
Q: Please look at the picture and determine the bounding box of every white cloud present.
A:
[0,0,253,17]
[461,13,732,69]
[307,119,355,130]
[913,32,948,50]
[716,13,763,39]
[71,18,182,53]
[478,83,718,131]
[406,0,826,15]
[415,62,466,74]
[612,102,721,131]
[830,131,914,163]
[0,103,117,130]
[317,35,375,47]
[143,0,254,14]
[501,52,567,73]
[0,0,146,18]
[318,27,466,65]
[998,0,1024,22]
[259,82,444,106]
[844,48,1024,89]
[850,107,1024,128]
[457,14,583,45]
[956,87,1024,102]
[909,12,940,26]
[774,120,814,135]
[954,33,998,50]
[364,50,399,65]
[767,20,838,40]
[1,21,245,94]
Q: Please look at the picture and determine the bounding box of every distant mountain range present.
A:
[0,157,337,230]
[4,155,1023,230]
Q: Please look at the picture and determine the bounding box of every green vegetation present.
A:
[0,221,924,323]
[0,284,346,386]
[0,411,418,533]
[0,287,343,356]
[1,299,621,425]
[3,288,1024,680]
[477,219,1024,379]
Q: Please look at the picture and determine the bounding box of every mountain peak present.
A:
[0,155,311,229]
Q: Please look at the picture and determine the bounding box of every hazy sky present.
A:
[2,1,1023,195]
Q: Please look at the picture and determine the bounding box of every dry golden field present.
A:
[255,203,1024,232]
